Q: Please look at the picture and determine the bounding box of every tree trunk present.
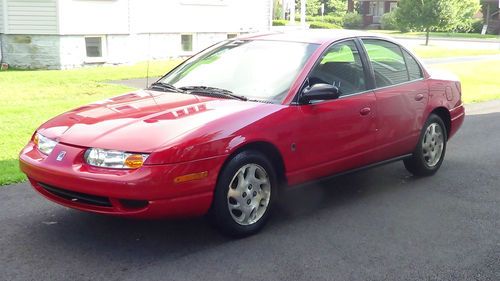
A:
[425,28,430,46]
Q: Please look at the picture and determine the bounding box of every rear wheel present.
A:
[404,114,447,177]
[211,150,277,237]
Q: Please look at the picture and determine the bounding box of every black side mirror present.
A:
[299,83,340,104]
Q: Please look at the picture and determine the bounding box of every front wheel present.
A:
[404,114,447,177]
[210,150,277,237]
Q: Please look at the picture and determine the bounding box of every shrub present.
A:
[295,15,344,26]
[381,10,398,30]
[343,13,363,29]
[456,18,484,33]
[309,21,341,29]
[470,19,484,33]
[272,19,288,26]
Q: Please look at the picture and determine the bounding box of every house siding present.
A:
[1,0,272,68]
[0,0,4,33]
[6,0,58,34]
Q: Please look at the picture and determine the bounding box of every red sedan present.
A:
[20,30,465,236]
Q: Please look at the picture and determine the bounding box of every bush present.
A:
[309,21,341,29]
[457,18,483,33]
[470,19,484,33]
[295,15,344,26]
[309,15,344,26]
[272,19,288,26]
[381,10,398,30]
[343,13,363,29]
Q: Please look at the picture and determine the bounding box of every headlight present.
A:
[33,133,58,155]
[84,148,149,169]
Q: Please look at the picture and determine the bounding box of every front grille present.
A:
[38,183,112,207]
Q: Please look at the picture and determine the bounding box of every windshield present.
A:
[159,40,319,103]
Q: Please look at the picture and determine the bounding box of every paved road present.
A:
[1,102,499,281]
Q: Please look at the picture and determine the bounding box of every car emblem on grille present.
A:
[56,151,66,161]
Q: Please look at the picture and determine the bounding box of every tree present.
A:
[296,0,321,16]
[321,0,347,16]
[395,0,480,45]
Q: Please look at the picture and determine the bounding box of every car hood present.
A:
[38,90,281,153]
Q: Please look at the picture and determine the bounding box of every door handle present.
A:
[415,93,424,101]
[360,107,371,116]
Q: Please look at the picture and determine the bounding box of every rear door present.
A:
[360,39,428,160]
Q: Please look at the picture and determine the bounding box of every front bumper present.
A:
[19,141,227,219]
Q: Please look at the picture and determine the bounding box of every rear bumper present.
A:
[449,103,465,139]
[19,142,227,219]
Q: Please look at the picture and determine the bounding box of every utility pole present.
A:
[290,0,296,24]
[300,0,306,28]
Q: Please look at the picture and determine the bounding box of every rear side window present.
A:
[403,50,423,80]
[362,39,408,88]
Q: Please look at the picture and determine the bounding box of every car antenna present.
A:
[145,33,159,106]
[146,32,151,89]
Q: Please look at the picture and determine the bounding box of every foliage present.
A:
[296,0,322,16]
[272,19,288,26]
[470,19,484,33]
[395,0,480,44]
[309,21,341,29]
[273,0,284,19]
[453,0,481,32]
[381,10,398,30]
[294,0,347,17]
[343,12,363,29]
[300,15,343,25]
[320,0,347,17]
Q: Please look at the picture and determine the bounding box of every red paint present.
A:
[19,31,464,219]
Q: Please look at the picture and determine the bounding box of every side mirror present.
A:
[299,83,340,104]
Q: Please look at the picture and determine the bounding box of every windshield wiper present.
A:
[149,82,186,93]
[179,86,247,101]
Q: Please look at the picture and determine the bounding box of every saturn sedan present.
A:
[19,30,465,236]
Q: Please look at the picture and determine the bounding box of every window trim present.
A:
[84,35,107,63]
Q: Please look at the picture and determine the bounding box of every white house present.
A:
[0,0,273,69]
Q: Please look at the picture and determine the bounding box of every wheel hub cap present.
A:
[422,123,444,167]
[227,164,271,226]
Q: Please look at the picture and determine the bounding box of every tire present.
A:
[210,150,277,237]
[404,114,447,177]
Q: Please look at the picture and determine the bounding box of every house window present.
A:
[85,37,104,58]
[181,34,193,52]
[389,2,398,12]
[227,33,238,39]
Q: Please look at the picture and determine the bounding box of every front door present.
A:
[287,40,378,184]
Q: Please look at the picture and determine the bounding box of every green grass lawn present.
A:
[429,60,500,103]
[0,59,182,185]
[371,30,500,40]
[411,46,500,58]
[0,47,499,186]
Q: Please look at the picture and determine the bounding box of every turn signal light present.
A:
[174,171,208,184]
[124,154,146,169]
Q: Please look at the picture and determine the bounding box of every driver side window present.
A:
[309,40,367,97]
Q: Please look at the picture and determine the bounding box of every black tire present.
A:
[404,114,448,177]
[210,150,277,237]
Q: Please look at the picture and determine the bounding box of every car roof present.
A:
[239,29,393,45]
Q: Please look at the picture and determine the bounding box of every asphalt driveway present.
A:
[1,102,499,281]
